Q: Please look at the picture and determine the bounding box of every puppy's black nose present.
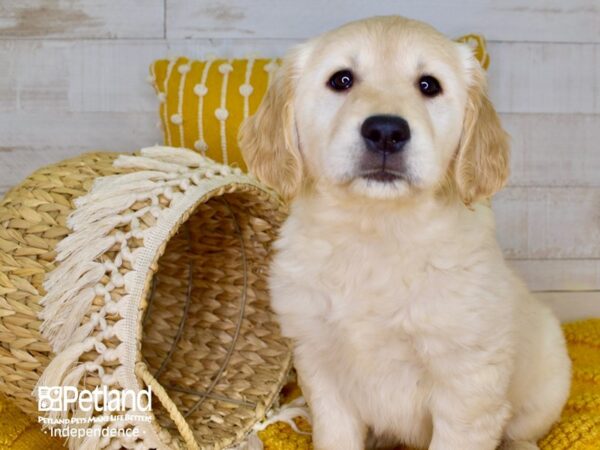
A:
[361,115,411,154]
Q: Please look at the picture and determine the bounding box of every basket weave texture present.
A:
[0,148,292,449]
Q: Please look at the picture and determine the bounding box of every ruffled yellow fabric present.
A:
[538,320,600,449]
[0,393,64,449]
[258,319,600,450]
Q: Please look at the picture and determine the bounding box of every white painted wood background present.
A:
[0,0,599,316]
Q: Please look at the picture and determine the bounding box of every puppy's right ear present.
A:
[453,47,510,205]
[239,56,303,201]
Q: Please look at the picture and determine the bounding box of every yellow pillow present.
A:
[149,35,490,171]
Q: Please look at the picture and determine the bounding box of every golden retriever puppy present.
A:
[240,16,570,450]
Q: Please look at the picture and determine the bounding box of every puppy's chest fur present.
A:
[272,199,504,344]
[270,199,513,439]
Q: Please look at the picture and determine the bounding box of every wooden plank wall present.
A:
[0,0,599,315]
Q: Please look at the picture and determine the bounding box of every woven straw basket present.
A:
[0,147,292,449]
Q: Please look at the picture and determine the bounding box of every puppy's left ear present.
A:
[239,50,305,201]
[454,50,510,205]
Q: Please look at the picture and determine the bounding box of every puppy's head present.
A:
[240,16,509,205]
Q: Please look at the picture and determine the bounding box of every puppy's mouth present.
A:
[357,150,409,184]
[359,169,405,183]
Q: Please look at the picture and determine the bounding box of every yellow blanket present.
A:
[0,394,64,449]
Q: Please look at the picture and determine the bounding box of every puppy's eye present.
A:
[418,75,442,97]
[328,70,354,91]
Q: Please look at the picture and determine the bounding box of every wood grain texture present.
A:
[0,0,164,39]
[1,40,599,115]
[494,187,600,259]
[503,114,600,187]
[487,42,600,114]
[0,111,159,194]
[509,259,600,292]
[166,0,600,43]
[535,291,600,322]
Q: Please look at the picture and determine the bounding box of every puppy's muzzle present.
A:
[361,115,411,154]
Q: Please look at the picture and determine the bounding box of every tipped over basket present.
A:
[0,147,292,449]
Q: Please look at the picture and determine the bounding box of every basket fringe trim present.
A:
[36,146,261,450]
[39,147,220,352]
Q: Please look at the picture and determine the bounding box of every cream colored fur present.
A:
[240,16,570,450]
